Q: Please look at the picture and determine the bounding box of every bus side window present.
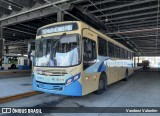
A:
[98,37,107,56]
[128,52,131,59]
[125,50,128,59]
[131,53,133,60]
[83,37,97,69]
[115,45,120,58]
[121,48,125,59]
[108,42,115,57]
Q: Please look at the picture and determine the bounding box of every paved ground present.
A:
[0,71,31,79]
[0,73,32,97]
[0,71,160,116]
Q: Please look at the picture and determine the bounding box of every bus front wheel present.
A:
[94,73,106,95]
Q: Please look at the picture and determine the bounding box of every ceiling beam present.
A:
[103,11,159,22]
[70,0,87,4]
[108,28,160,34]
[0,0,72,26]
[113,34,160,39]
[106,15,160,25]
[18,24,38,30]
[111,21,159,31]
[3,32,35,38]
[96,4,158,18]
[112,24,159,31]
[90,0,156,13]
[82,0,116,8]
[111,26,157,33]
[6,26,37,34]
[3,35,29,40]
[4,27,35,35]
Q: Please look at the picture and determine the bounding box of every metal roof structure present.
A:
[0,0,160,56]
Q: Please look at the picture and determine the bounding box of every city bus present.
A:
[31,21,134,96]
[2,54,19,69]
[2,54,29,70]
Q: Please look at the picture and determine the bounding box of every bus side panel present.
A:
[106,60,126,84]
[128,68,134,76]
[107,59,134,85]
[107,67,120,84]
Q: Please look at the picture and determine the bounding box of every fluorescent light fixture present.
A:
[8,5,12,10]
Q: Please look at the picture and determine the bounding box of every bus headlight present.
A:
[73,75,79,80]
[65,73,81,86]
[66,78,73,86]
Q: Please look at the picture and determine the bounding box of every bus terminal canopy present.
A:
[0,0,160,56]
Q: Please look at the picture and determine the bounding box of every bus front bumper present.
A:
[32,78,82,96]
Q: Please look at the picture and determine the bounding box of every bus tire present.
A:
[124,69,129,81]
[94,73,106,95]
[11,64,16,69]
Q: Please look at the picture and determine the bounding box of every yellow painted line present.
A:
[0,91,42,104]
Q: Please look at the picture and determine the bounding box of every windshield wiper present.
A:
[49,33,66,66]
[52,33,66,48]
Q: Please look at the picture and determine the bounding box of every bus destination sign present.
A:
[37,23,78,36]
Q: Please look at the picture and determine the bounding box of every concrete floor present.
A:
[0,71,31,79]
[0,77,32,98]
[0,71,160,116]
[0,72,32,97]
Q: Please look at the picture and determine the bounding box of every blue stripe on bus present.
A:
[33,77,82,96]
[97,61,106,72]
[85,56,109,73]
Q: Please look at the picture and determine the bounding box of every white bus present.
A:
[2,54,28,70]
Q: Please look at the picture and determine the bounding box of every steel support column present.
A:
[0,26,4,67]
[57,11,64,22]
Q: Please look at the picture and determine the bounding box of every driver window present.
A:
[83,37,97,69]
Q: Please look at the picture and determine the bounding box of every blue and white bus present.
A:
[31,21,134,96]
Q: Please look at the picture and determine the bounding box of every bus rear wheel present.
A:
[94,74,106,95]
[123,69,129,81]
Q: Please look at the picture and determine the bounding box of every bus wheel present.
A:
[94,74,106,95]
[11,64,16,69]
[124,69,129,81]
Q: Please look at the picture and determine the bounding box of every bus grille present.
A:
[36,81,64,91]
[36,69,68,76]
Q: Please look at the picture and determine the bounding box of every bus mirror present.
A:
[27,42,31,55]
[27,41,35,57]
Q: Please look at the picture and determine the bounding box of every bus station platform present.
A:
[0,76,33,97]
[0,71,41,103]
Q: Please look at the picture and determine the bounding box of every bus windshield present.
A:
[35,34,81,67]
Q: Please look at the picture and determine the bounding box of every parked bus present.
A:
[2,54,29,70]
[2,54,19,69]
[31,21,134,96]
